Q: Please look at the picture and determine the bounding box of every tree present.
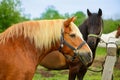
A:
[0,0,28,32]
[103,19,120,33]
[39,6,64,20]
[72,11,86,26]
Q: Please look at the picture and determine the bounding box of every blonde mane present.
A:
[0,19,82,49]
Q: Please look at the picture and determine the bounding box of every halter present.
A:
[59,29,88,65]
[88,25,103,38]
[88,34,101,38]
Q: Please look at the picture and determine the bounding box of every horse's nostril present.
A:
[91,41,94,44]
[88,41,94,45]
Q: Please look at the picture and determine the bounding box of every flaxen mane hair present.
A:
[0,19,81,49]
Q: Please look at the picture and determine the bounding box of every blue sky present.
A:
[21,0,120,19]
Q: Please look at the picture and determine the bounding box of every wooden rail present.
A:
[102,37,118,80]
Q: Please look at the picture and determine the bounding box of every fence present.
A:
[102,37,119,80]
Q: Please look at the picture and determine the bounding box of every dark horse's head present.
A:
[79,9,103,51]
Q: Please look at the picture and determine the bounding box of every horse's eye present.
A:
[70,34,76,38]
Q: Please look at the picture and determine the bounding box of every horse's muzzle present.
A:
[77,52,92,66]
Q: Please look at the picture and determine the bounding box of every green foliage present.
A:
[103,19,120,33]
[72,11,86,26]
[38,6,64,20]
[0,0,29,32]
[34,6,86,27]
[63,13,71,18]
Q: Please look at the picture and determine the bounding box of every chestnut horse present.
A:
[0,17,92,80]
[115,24,120,64]
[115,24,120,38]
[40,9,103,80]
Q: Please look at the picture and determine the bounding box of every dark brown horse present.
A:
[40,9,103,80]
[78,8,103,79]
[0,17,92,80]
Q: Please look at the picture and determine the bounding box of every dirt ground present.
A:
[36,57,120,77]
[92,57,120,69]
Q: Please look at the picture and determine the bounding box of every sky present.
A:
[21,0,120,20]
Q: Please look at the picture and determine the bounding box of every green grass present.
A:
[33,69,120,80]
[96,47,107,56]
[33,70,68,80]
[33,47,120,80]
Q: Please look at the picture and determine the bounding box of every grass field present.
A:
[33,47,120,80]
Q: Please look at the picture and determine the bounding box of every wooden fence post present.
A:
[102,38,117,80]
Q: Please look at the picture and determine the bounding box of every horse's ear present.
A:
[64,17,76,27]
[87,9,91,16]
[98,8,102,16]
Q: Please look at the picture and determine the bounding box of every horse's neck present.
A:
[17,36,40,62]
[13,36,61,64]
[37,41,61,63]
[87,40,99,67]
[92,39,99,57]
[11,35,60,65]
[108,30,117,37]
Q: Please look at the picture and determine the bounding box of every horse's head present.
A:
[86,9,103,49]
[115,24,120,38]
[59,17,93,65]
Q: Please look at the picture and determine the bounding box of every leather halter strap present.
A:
[63,39,86,51]
[59,29,87,63]
[59,29,86,51]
